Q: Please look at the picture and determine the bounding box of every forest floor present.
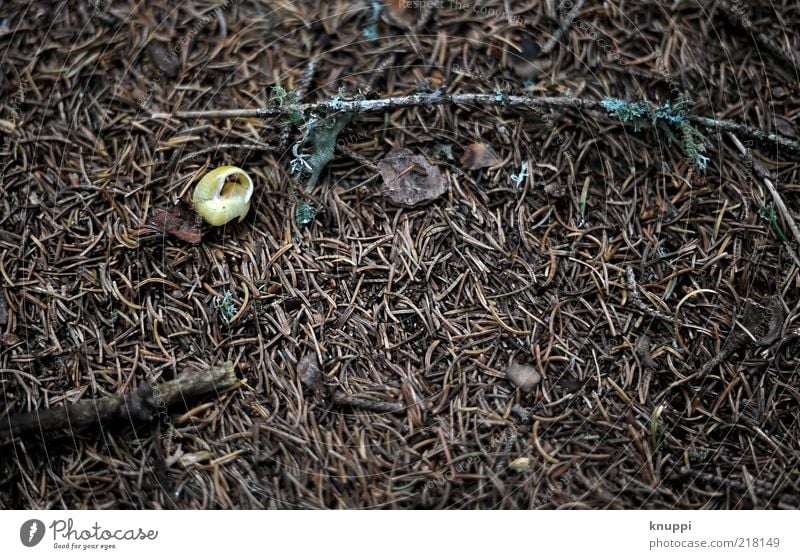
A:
[1,0,799,509]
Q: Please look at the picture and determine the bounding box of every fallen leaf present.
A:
[460,143,502,170]
[382,0,422,29]
[378,148,447,208]
[635,335,658,369]
[1,332,20,346]
[506,362,541,393]
[298,352,323,390]
[149,202,202,244]
[772,116,797,138]
[544,181,566,197]
[771,86,788,99]
[146,41,179,79]
[753,296,785,345]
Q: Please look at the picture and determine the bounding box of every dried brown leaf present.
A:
[149,203,202,244]
[146,41,179,79]
[460,143,502,170]
[298,352,323,390]
[636,335,658,369]
[506,362,541,392]
[378,148,447,208]
[382,0,421,29]
[544,181,566,197]
[1,332,20,346]
[755,296,785,345]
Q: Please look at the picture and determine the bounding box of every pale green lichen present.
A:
[435,144,455,161]
[298,113,352,189]
[601,95,709,170]
[362,0,382,41]
[270,85,303,123]
[291,88,361,190]
[510,161,528,187]
[295,200,317,227]
[213,290,238,323]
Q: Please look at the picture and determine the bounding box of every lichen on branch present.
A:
[601,96,709,170]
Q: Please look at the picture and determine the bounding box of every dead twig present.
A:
[0,363,238,446]
[727,132,800,267]
[331,393,405,414]
[153,92,600,120]
[152,92,800,154]
[626,266,675,323]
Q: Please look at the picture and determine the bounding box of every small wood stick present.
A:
[727,132,800,267]
[0,363,238,445]
[332,393,405,414]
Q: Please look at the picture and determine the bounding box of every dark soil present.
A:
[1,0,799,509]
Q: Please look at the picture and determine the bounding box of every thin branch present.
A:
[0,363,238,445]
[692,115,800,153]
[727,132,800,267]
[153,93,600,120]
[331,393,406,414]
[151,92,800,154]
[626,266,676,324]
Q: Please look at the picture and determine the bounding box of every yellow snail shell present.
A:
[192,166,253,226]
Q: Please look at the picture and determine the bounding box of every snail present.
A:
[192,166,253,226]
